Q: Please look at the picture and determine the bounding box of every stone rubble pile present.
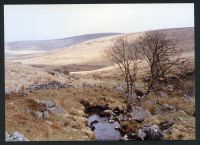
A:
[26,81,72,92]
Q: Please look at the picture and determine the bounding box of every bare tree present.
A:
[103,36,139,98]
[135,31,182,94]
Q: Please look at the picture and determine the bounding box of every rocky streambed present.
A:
[81,99,182,141]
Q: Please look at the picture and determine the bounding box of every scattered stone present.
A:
[6,131,29,141]
[108,119,115,123]
[34,110,49,119]
[131,106,152,122]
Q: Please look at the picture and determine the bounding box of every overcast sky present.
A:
[4,4,194,42]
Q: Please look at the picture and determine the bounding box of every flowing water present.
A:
[88,114,122,141]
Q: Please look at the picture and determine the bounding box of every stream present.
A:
[88,114,122,141]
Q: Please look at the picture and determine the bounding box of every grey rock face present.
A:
[138,124,164,140]
[48,106,65,115]
[44,99,56,108]
[131,106,152,122]
[6,131,29,141]
[156,103,175,115]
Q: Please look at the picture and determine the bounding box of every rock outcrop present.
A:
[138,124,164,140]
[6,131,29,141]
[131,106,152,122]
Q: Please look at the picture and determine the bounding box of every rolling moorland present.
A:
[5,27,195,141]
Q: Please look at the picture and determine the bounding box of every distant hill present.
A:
[5,33,122,55]
[5,27,194,66]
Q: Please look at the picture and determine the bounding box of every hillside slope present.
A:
[5,33,122,56]
[6,27,194,66]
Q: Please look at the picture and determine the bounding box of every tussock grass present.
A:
[5,62,69,94]
[5,87,126,141]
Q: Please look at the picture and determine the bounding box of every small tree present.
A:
[135,31,182,94]
[103,36,139,99]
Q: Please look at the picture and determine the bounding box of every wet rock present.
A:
[104,110,114,116]
[138,124,164,140]
[90,125,95,131]
[131,106,152,122]
[91,120,98,125]
[115,126,120,130]
[121,133,142,141]
[6,131,29,141]
[108,119,115,123]
[99,112,107,117]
